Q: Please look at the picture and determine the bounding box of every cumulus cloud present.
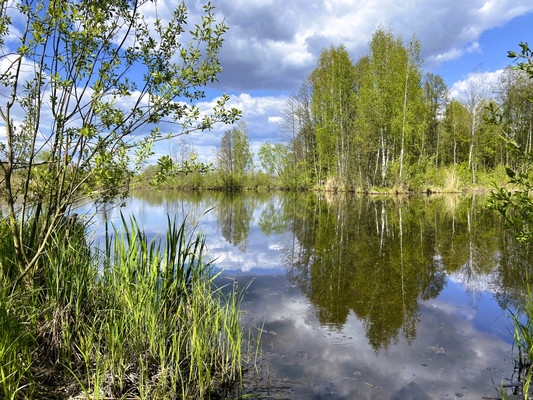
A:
[207,0,533,92]
[449,68,504,99]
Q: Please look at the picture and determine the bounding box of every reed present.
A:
[502,285,533,400]
[0,213,248,399]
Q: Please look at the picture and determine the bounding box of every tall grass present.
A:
[502,286,533,400]
[0,213,247,399]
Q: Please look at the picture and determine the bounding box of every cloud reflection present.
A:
[238,274,512,399]
[93,191,522,398]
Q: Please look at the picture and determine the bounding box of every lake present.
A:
[92,190,530,399]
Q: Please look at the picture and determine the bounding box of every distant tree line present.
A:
[262,28,533,191]
[145,28,533,192]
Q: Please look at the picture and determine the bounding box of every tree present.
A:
[280,80,317,187]
[462,68,489,183]
[279,94,302,179]
[355,28,424,187]
[258,141,287,177]
[0,0,240,286]
[493,66,533,168]
[489,43,533,243]
[423,73,448,166]
[171,137,197,166]
[309,45,356,183]
[216,121,253,188]
[442,99,470,165]
[396,35,424,181]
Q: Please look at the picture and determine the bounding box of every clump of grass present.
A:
[0,213,248,399]
[0,288,33,400]
[502,286,533,400]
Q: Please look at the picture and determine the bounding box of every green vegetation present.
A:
[158,188,533,354]
[215,121,254,191]
[139,29,530,193]
[250,191,509,350]
[0,215,247,399]
[488,42,533,399]
[0,0,239,286]
[0,1,249,398]
[283,30,521,191]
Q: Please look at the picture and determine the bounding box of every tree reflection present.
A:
[258,197,289,236]
[273,193,526,351]
[126,190,533,352]
[214,192,254,252]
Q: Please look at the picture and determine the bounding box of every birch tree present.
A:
[355,28,424,187]
[423,73,448,166]
[494,66,533,168]
[309,45,356,183]
[462,69,489,183]
[216,121,253,188]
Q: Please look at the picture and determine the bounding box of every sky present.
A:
[176,0,533,165]
[1,0,532,166]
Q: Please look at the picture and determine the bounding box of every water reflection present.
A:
[96,190,533,397]
[283,194,444,349]
[250,192,531,351]
[236,273,512,399]
[214,192,254,251]
[102,191,533,337]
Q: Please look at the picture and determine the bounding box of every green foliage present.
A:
[274,27,522,191]
[0,0,240,285]
[151,154,212,189]
[489,42,533,243]
[269,192,503,350]
[0,281,33,399]
[0,216,247,399]
[0,3,250,397]
[310,45,357,182]
[502,284,533,400]
[258,141,288,177]
[215,121,253,190]
[489,142,533,243]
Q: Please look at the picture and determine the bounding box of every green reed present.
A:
[0,288,32,400]
[0,213,248,399]
[0,217,33,400]
[502,285,533,400]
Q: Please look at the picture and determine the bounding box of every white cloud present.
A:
[268,116,282,124]
[206,0,533,92]
[449,69,504,99]
[3,0,533,163]
[147,93,286,163]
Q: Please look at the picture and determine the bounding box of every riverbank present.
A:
[0,217,249,399]
[132,162,512,195]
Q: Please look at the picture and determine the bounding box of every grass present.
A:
[0,212,249,399]
[502,285,533,400]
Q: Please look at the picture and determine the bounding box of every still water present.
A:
[93,190,532,399]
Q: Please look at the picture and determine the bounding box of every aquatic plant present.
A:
[500,283,533,400]
[0,214,247,399]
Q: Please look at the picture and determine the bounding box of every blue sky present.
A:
[432,12,533,86]
[1,0,532,166]
[178,0,533,165]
